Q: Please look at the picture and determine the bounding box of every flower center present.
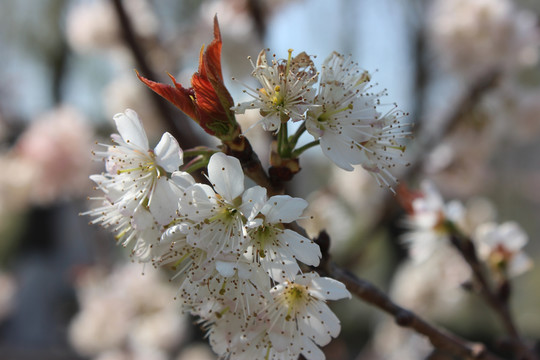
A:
[282,283,309,320]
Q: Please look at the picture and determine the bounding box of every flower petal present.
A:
[261,195,308,224]
[319,132,358,171]
[309,276,351,301]
[149,178,179,225]
[113,109,149,150]
[281,229,321,266]
[300,338,325,360]
[207,152,244,201]
[508,252,533,277]
[131,206,154,230]
[216,260,236,277]
[240,185,267,221]
[170,171,196,190]
[154,132,184,172]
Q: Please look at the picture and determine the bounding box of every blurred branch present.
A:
[329,263,503,360]
[300,230,503,360]
[409,69,501,176]
[449,230,539,360]
[246,0,266,41]
[110,0,201,150]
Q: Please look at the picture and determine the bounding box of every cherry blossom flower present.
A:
[260,272,351,360]
[245,195,321,281]
[474,221,533,277]
[93,109,193,226]
[233,49,318,131]
[400,181,465,262]
[85,109,194,261]
[306,52,410,188]
[177,152,255,261]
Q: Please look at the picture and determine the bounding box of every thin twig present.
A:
[449,233,539,360]
[328,263,504,360]
[284,227,504,359]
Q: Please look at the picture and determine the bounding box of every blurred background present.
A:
[0,0,540,359]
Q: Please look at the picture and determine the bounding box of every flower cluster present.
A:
[400,181,533,279]
[234,50,411,188]
[86,109,351,360]
[68,263,187,360]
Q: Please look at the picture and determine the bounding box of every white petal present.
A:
[261,113,281,131]
[207,152,244,201]
[268,331,289,353]
[131,207,155,230]
[309,277,351,301]
[246,218,264,228]
[301,338,325,360]
[508,252,533,277]
[236,262,252,279]
[154,132,183,172]
[281,229,321,266]
[316,303,341,338]
[216,260,236,277]
[261,196,308,224]
[113,109,149,150]
[148,178,178,225]
[178,184,217,219]
[498,222,528,251]
[240,186,267,221]
[262,253,299,282]
[319,132,357,171]
[170,171,195,190]
[299,305,331,346]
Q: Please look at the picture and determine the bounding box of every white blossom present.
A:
[245,195,321,281]
[401,181,464,263]
[68,264,187,358]
[306,52,410,189]
[259,272,351,360]
[178,152,253,261]
[92,109,193,226]
[474,221,533,277]
[233,49,318,131]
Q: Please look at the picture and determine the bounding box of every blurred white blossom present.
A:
[427,0,540,78]
[13,106,93,205]
[474,221,533,278]
[68,263,188,359]
[66,0,158,54]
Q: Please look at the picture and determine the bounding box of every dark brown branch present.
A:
[449,233,539,360]
[110,0,200,150]
[246,0,266,41]
[328,263,504,360]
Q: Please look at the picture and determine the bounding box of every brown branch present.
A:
[246,0,266,41]
[110,0,200,150]
[328,263,503,360]
[288,228,504,359]
[449,233,539,360]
